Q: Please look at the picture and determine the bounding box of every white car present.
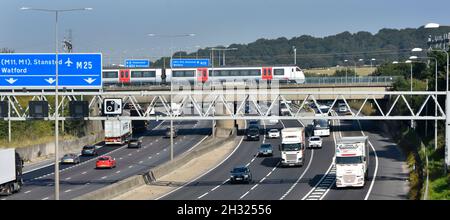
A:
[308,136,323,148]
[267,129,280,138]
[338,103,348,113]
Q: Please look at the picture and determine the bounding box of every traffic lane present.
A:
[21,120,163,181]
[6,120,209,200]
[163,121,271,200]
[240,119,312,200]
[357,120,408,200]
[260,135,334,200]
[64,127,209,200]
[6,120,177,200]
[323,118,376,200]
[200,123,282,200]
[8,120,208,200]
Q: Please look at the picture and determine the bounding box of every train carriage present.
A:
[102,66,304,85]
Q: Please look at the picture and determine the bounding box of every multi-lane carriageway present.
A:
[1,107,408,200]
[3,120,211,200]
[161,110,409,200]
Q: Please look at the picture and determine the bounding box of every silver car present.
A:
[61,153,80,164]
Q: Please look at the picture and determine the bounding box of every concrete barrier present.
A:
[75,131,237,200]
[17,133,104,163]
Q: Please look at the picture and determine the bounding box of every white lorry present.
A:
[0,149,23,195]
[105,119,132,145]
[280,127,305,167]
[313,114,331,137]
[171,102,182,116]
[335,136,369,188]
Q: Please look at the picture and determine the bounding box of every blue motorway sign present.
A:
[125,59,150,68]
[0,53,102,89]
[171,59,209,68]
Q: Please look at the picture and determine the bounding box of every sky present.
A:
[1,0,450,65]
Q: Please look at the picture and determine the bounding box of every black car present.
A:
[81,145,98,156]
[128,137,143,148]
[230,166,252,184]
[246,125,260,141]
[165,127,178,138]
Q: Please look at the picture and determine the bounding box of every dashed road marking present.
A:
[24,190,31,194]
[64,189,72,193]
[42,197,49,200]
[82,171,87,175]
[116,170,121,174]
[101,176,107,179]
[65,177,71,180]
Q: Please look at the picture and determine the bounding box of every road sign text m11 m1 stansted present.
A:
[0,53,102,90]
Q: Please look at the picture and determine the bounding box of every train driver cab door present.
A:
[119,69,131,83]
[197,68,208,83]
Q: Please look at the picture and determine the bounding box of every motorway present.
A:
[162,108,408,200]
[3,119,211,200]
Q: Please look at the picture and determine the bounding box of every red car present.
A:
[95,156,116,169]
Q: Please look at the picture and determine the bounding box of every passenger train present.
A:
[102,66,305,85]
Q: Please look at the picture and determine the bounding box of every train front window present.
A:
[103,71,118,78]
[274,69,284,75]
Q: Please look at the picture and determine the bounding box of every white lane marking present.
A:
[360,126,379,200]
[139,161,143,164]
[186,135,209,152]
[156,152,160,155]
[279,149,314,200]
[116,170,121,174]
[85,183,90,185]
[24,190,31,194]
[82,171,87,175]
[64,189,72,193]
[128,165,133,168]
[302,112,340,200]
[101,176,107,179]
[1,198,6,200]
[65,177,71,180]
[128,153,132,156]
[42,197,49,200]
[163,149,167,152]
[23,120,167,177]
[197,192,209,199]
[157,132,245,200]
[148,156,152,159]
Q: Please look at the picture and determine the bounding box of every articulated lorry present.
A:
[105,110,132,145]
[0,149,24,196]
[280,127,305,166]
[335,136,369,188]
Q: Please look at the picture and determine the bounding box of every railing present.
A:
[304,76,399,85]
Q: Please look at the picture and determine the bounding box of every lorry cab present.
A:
[335,136,369,188]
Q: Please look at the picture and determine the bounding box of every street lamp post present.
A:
[21,6,92,200]
[412,48,441,150]
[344,60,348,83]
[293,46,297,65]
[148,33,195,161]
[425,23,450,170]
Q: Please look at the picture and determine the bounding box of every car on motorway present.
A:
[258,143,273,157]
[128,137,143,148]
[95,156,116,169]
[81,145,98,156]
[338,103,348,113]
[308,136,323,148]
[267,128,280,138]
[164,127,178,138]
[61,154,80,164]
[230,166,252,184]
